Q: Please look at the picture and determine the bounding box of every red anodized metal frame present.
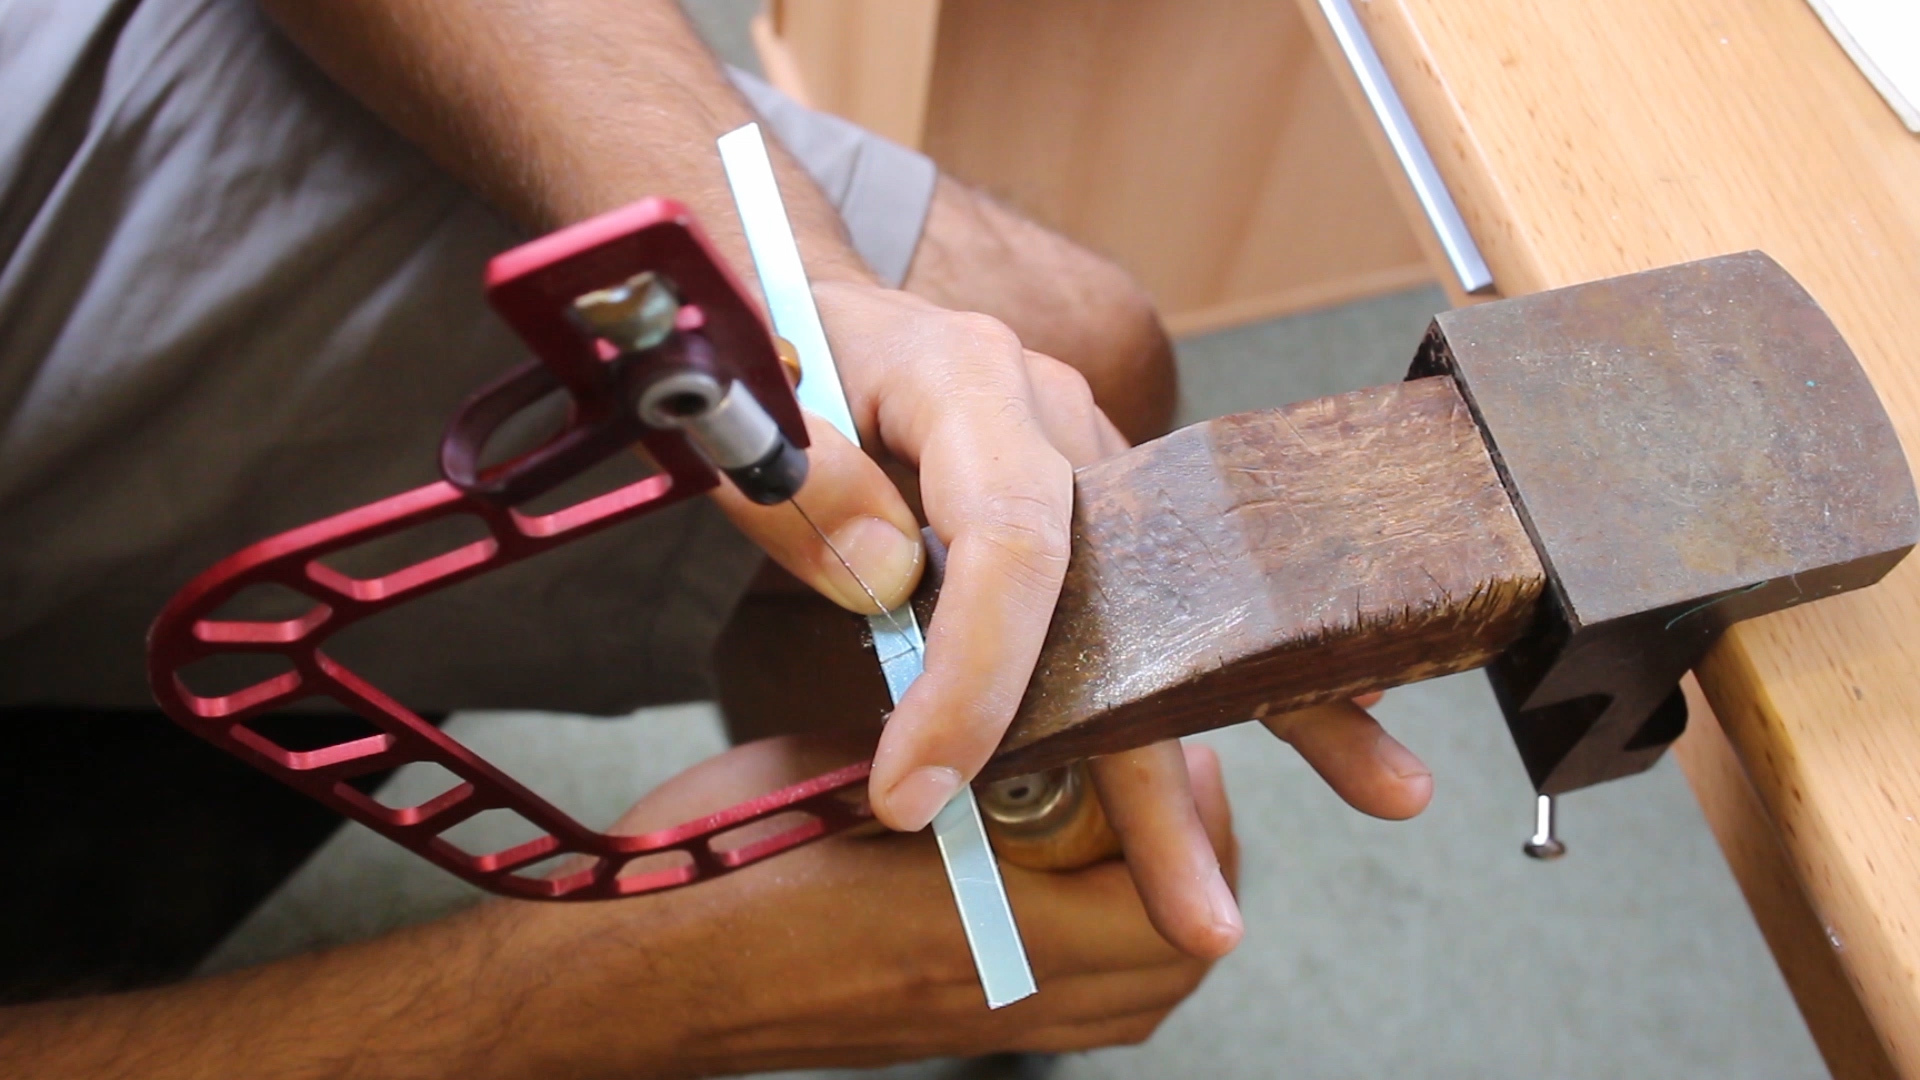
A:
[147,199,871,900]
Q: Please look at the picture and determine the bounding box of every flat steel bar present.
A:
[717,123,1036,1009]
[1316,0,1494,294]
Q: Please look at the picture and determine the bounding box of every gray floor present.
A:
[207,286,1826,1078]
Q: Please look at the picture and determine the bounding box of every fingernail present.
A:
[885,765,964,832]
[1205,869,1244,948]
[1373,731,1430,780]
[823,516,922,613]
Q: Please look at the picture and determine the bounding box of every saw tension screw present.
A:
[572,271,680,352]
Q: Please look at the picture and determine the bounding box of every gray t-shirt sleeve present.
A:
[726,67,937,289]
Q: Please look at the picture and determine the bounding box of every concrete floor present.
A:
[207,286,1825,1078]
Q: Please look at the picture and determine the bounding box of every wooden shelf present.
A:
[762,0,1436,335]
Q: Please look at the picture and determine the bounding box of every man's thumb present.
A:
[706,411,924,613]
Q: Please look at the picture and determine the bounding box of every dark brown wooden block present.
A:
[983,375,1545,778]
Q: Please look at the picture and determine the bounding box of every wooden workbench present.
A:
[1304,3,1920,1076]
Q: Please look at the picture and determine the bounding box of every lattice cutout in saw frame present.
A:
[231,708,392,774]
[149,198,879,901]
[308,512,497,603]
[149,470,876,900]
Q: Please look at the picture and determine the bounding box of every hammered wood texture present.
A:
[987,376,1543,777]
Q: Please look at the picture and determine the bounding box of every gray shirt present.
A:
[0,0,934,712]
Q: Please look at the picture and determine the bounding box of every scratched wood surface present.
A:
[984,375,1543,778]
[719,377,1544,779]
[1673,677,1901,1080]
[1306,1,1920,1073]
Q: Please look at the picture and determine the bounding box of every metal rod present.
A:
[1315,0,1495,295]
[716,123,1037,1009]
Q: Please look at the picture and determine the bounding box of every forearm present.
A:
[257,0,873,287]
[0,906,586,1080]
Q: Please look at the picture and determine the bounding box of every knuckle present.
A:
[976,492,1073,589]
[1026,351,1097,409]
[940,310,1023,357]
[984,388,1040,430]
[1023,349,1076,384]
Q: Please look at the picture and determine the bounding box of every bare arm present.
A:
[0,739,1234,1079]
[259,0,868,284]
[0,907,522,1079]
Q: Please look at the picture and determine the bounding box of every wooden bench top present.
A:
[1318,1,1920,1074]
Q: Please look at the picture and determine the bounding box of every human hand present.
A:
[489,736,1236,1077]
[704,281,1116,825]
[703,283,1432,964]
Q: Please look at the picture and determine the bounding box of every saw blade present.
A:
[790,499,915,648]
[717,122,1036,1009]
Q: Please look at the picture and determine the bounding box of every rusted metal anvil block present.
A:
[1410,251,1917,792]
[984,252,1918,797]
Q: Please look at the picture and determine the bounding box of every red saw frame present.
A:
[147,199,872,900]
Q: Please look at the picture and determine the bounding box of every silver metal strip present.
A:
[717,123,1037,1009]
[1316,0,1495,295]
